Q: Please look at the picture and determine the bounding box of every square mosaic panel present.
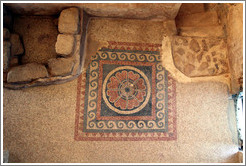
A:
[74,41,177,141]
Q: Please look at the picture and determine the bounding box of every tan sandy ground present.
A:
[3,18,239,163]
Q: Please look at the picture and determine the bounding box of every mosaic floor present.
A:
[75,41,177,141]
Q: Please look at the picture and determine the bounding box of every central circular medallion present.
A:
[125,87,130,92]
[103,66,151,115]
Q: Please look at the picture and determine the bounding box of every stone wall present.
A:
[172,3,230,78]
[161,3,232,89]
[3,7,88,89]
[226,4,243,94]
[162,3,243,94]
[4,3,181,20]
[202,3,243,93]
[13,16,58,64]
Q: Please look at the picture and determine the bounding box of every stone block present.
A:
[176,11,219,28]
[163,20,177,36]
[7,63,48,83]
[58,8,79,34]
[48,58,75,76]
[55,34,75,56]
[3,41,11,72]
[3,28,10,40]
[10,33,24,56]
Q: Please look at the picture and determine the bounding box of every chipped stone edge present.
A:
[3,10,89,90]
[161,36,231,91]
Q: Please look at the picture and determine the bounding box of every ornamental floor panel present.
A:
[74,41,177,141]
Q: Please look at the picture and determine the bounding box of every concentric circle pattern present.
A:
[103,66,151,115]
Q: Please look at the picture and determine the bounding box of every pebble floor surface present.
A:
[3,18,239,163]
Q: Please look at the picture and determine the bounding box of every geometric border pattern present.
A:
[74,41,177,141]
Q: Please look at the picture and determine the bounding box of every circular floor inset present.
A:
[103,66,151,115]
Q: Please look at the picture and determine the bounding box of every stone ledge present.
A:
[7,63,49,83]
[161,36,231,91]
[178,26,225,38]
[172,36,229,77]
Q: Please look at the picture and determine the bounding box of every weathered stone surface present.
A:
[7,63,48,83]
[190,39,200,53]
[48,58,75,76]
[2,7,85,89]
[173,54,182,67]
[208,68,216,75]
[206,55,211,62]
[211,51,216,56]
[53,18,58,26]
[3,28,10,40]
[55,34,75,56]
[5,3,181,20]
[201,40,208,51]
[197,52,203,63]
[213,58,217,62]
[215,63,219,70]
[178,26,225,38]
[9,57,19,67]
[175,37,188,46]
[58,8,79,34]
[176,11,219,28]
[176,3,205,17]
[163,20,177,36]
[184,64,195,75]
[220,60,228,67]
[172,36,229,77]
[227,4,243,93]
[208,38,221,48]
[198,62,208,71]
[3,41,11,72]
[14,16,58,64]
[176,48,185,55]
[186,52,195,63]
[10,33,24,56]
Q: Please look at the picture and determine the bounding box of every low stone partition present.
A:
[3,8,89,89]
[161,36,231,90]
[172,36,229,77]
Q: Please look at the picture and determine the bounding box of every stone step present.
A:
[176,11,219,28]
[178,26,225,38]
